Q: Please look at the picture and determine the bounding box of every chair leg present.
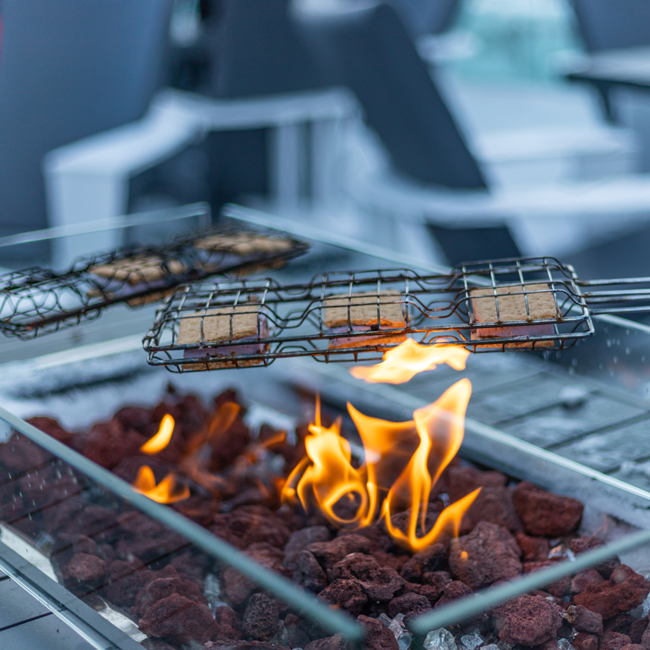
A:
[269,122,303,212]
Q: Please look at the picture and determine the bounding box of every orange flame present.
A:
[132,465,190,504]
[141,414,175,454]
[282,381,480,551]
[208,402,240,440]
[350,339,469,384]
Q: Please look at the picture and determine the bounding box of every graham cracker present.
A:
[323,290,406,329]
[195,233,293,256]
[470,283,557,324]
[177,305,264,346]
[89,255,186,285]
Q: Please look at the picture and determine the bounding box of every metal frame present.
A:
[0,221,308,340]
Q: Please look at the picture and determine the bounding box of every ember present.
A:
[1,384,646,650]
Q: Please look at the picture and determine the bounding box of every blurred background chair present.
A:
[44,0,355,265]
[0,0,173,236]
[297,2,650,263]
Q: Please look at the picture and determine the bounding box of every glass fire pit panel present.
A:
[0,360,648,650]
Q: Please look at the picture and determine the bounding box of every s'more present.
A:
[194,232,294,269]
[177,303,269,368]
[323,290,408,349]
[469,283,557,347]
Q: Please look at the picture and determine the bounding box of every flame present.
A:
[282,381,480,551]
[141,414,175,454]
[208,401,240,440]
[350,339,469,384]
[133,465,190,504]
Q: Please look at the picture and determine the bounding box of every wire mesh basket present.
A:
[0,226,309,339]
[143,257,594,372]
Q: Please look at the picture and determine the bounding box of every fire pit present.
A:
[2,207,650,649]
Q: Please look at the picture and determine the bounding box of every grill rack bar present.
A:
[0,226,308,340]
[143,257,598,372]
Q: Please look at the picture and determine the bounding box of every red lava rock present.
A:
[134,574,208,617]
[65,553,106,583]
[319,579,368,615]
[601,632,632,650]
[573,570,607,594]
[565,605,604,636]
[400,543,447,582]
[338,526,394,554]
[422,570,452,589]
[0,432,51,474]
[211,505,290,550]
[212,605,241,642]
[387,592,431,620]
[574,565,650,620]
[114,406,157,437]
[516,533,550,562]
[493,594,563,646]
[642,624,650,650]
[629,617,648,644]
[221,544,287,607]
[284,526,331,568]
[285,613,314,649]
[571,538,621,579]
[605,614,634,635]
[373,551,409,573]
[82,419,146,470]
[112,456,175,485]
[306,535,372,571]
[26,416,73,445]
[211,416,251,471]
[104,559,149,609]
[513,481,583,537]
[574,633,600,650]
[328,553,404,601]
[242,593,280,640]
[293,550,328,592]
[138,593,219,645]
[523,561,571,599]
[460,487,522,534]
[304,635,350,650]
[448,466,507,499]
[435,580,473,607]
[620,645,645,650]
[401,580,449,605]
[52,533,98,565]
[357,615,399,650]
[449,521,522,589]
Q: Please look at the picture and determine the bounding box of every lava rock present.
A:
[307,535,372,572]
[328,553,404,601]
[573,570,607,594]
[338,526,394,554]
[294,549,328,592]
[641,622,650,649]
[523,561,571,599]
[203,643,279,650]
[449,521,522,589]
[211,505,290,550]
[629,617,648,644]
[400,543,447,582]
[242,593,280,641]
[574,633,600,650]
[601,632,632,650]
[138,593,219,645]
[134,574,208,617]
[493,594,563,646]
[605,614,634,636]
[460,487,522,535]
[64,553,106,583]
[26,416,73,445]
[357,615,399,650]
[82,418,146,470]
[620,645,645,650]
[422,571,453,591]
[387,592,431,621]
[211,415,251,471]
[305,635,351,650]
[574,565,650,620]
[284,526,331,569]
[213,606,242,641]
[515,533,550,562]
[513,481,583,537]
[435,580,473,607]
[448,466,507,499]
[373,551,409,574]
[104,559,150,608]
[565,605,604,636]
[571,538,621,579]
[319,579,368,616]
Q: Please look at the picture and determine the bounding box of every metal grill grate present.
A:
[143,258,598,372]
[0,227,309,340]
